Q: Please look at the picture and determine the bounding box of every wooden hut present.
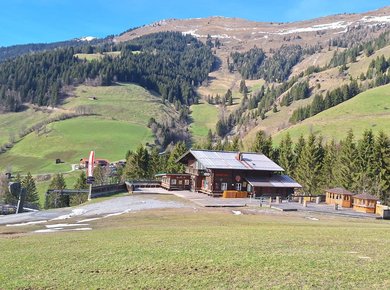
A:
[353,193,379,214]
[156,174,191,191]
[177,149,301,197]
[325,187,353,208]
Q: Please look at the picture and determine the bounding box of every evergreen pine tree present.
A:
[166,141,187,173]
[74,171,88,190]
[295,133,324,195]
[293,134,306,171]
[251,130,273,157]
[207,129,213,143]
[278,133,295,175]
[70,171,88,206]
[336,130,358,192]
[310,94,324,116]
[356,129,376,193]
[230,136,240,151]
[374,131,390,204]
[45,173,67,209]
[149,147,163,177]
[21,172,40,207]
[124,145,151,179]
[321,139,338,189]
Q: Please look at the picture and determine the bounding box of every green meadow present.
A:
[273,84,390,143]
[0,107,59,145]
[0,117,152,174]
[190,102,219,141]
[1,206,389,289]
[0,83,175,174]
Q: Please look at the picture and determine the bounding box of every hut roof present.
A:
[177,149,283,172]
[326,187,354,195]
[353,193,379,200]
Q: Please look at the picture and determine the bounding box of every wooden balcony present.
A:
[185,167,204,176]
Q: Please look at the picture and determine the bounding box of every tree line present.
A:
[229,45,303,82]
[0,32,215,112]
[289,53,390,124]
[329,30,390,68]
[198,129,390,204]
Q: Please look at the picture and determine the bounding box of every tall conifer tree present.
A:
[21,172,39,207]
[295,133,324,195]
[336,130,358,191]
[356,129,377,193]
[251,130,273,157]
[278,133,295,175]
[321,139,338,189]
[166,141,187,173]
[374,131,390,204]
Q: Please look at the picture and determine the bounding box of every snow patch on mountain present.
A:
[276,21,351,35]
[78,36,97,42]
[182,29,242,41]
[361,15,390,23]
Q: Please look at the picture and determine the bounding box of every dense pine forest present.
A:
[0,37,107,62]
[0,32,215,112]
[229,45,303,82]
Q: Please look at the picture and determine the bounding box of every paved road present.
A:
[0,195,189,226]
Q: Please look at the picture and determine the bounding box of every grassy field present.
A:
[1,207,389,289]
[190,102,219,140]
[64,83,172,126]
[273,84,390,144]
[0,117,153,174]
[349,45,390,78]
[74,51,121,61]
[0,83,174,174]
[0,107,60,145]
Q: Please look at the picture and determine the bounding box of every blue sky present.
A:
[0,0,389,46]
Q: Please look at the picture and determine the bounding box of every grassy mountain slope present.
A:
[190,102,219,140]
[0,108,61,145]
[0,83,175,174]
[0,117,152,174]
[272,84,390,143]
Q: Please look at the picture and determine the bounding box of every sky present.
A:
[0,0,389,46]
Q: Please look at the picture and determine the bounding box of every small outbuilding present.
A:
[156,173,191,191]
[79,158,109,168]
[353,193,379,214]
[325,187,353,208]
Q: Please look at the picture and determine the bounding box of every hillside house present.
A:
[325,187,353,208]
[79,158,109,168]
[177,149,301,197]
